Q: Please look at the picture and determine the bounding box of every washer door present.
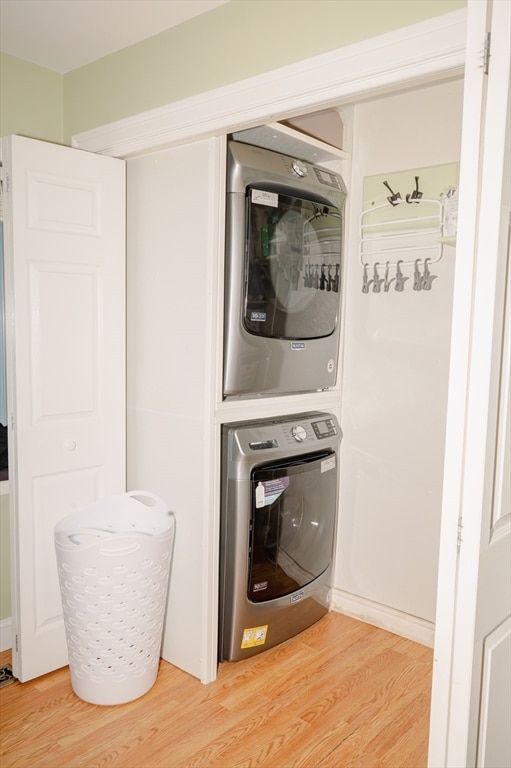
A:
[248,449,337,602]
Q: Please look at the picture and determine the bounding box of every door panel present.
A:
[469,182,511,767]
[32,267,97,416]
[4,135,126,682]
[477,618,511,767]
[429,1,511,765]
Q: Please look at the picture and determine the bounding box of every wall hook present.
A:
[383,261,395,292]
[422,258,438,291]
[395,260,409,292]
[362,263,373,293]
[413,259,423,291]
[406,176,423,203]
[372,262,384,293]
[382,180,401,207]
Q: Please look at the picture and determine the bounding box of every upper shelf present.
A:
[231,121,347,164]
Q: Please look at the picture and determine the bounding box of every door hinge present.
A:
[483,32,491,75]
[15,634,19,652]
[457,517,463,553]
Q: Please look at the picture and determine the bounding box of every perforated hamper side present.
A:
[54,492,175,705]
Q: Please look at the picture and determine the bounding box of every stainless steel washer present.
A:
[219,412,342,661]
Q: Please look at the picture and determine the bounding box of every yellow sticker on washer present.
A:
[241,625,268,648]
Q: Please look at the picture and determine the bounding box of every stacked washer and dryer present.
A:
[219,139,346,661]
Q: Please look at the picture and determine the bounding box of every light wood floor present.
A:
[0,612,432,768]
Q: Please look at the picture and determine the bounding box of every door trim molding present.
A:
[72,9,466,159]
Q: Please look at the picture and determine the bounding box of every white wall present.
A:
[334,79,464,629]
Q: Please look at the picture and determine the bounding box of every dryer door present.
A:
[244,188,342,340]
[248,449,337,602]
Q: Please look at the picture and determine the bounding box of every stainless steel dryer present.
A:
[223,140,347,398]
[219,412,342,662]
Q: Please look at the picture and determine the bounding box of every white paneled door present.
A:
[429,1,511,766]
[3,136,126,682]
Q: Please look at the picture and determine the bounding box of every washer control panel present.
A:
[242,413,339,453]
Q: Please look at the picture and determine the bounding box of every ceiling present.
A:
[0,0,229,74]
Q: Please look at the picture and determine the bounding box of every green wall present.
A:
[63,0,465,143]
[0,53,63,143]
[0,1,466,145]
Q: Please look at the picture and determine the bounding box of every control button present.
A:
[291,425,307,442]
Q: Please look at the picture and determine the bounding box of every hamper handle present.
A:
[126,490,169,516]
[59,529,149,548]
[61,532,143,555]
[61,528,114,546]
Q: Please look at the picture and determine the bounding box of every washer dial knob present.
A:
[291,425,307,442]
[291,159,308,178]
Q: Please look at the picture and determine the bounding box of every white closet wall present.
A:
[125,79,465,676]
[334,79,464,635]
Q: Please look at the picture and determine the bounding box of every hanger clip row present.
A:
[362,259,437,293]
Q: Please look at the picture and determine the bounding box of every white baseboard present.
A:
[0,618,12,652]
[0,597,435,655]
[331,588,435,648]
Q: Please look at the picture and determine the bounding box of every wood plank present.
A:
[0,612,432,767]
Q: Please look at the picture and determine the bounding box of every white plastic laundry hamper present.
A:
[54,491,175,706]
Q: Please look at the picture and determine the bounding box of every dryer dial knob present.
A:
[291,425,307,442]
[291,160,308,178]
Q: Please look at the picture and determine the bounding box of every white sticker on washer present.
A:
[321,455,336,473]
[255,477,290,507]
[255,482,265,508]
[252,189,278,207]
